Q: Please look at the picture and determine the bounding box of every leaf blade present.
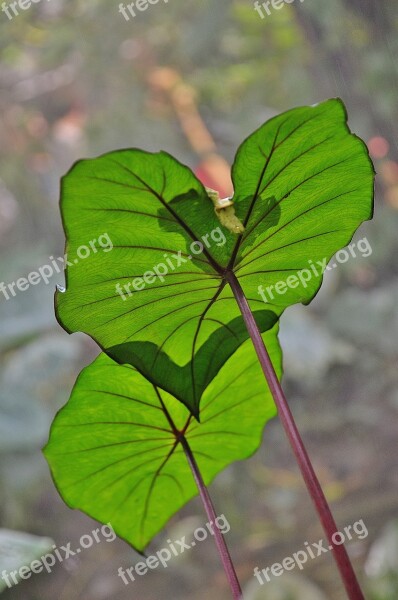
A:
[55,99,374,415]
[44,327,281,551]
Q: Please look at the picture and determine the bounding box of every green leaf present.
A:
[43,328,281,551]
[230,98,374,304]
[56,98,374,414]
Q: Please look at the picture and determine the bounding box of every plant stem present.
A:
[180,436,243,600]
[155,388,242,598]
[227,271,364,600]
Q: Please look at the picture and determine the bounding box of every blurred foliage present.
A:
[0,529,53,592]
[366,520,398,600]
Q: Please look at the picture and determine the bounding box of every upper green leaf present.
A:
[44,327,281,551]
[56,99,374,414]
[230,98,374,299]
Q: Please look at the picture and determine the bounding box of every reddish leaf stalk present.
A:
[227,271,364,600]
[180,436,243,600]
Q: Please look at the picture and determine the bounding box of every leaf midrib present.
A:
[107,157,226,276]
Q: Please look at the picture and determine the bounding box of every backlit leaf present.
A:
[44,328,281,551]
[56,98,374,416]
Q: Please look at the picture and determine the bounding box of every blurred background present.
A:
[0,0,397,598]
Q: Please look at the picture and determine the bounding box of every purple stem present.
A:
[180,436,243,599]
[227,271,364,600]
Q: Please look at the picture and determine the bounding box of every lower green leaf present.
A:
[43,326,281,551]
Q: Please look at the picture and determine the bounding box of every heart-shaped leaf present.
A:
[56,99,374,414]
[44,328,281,551]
